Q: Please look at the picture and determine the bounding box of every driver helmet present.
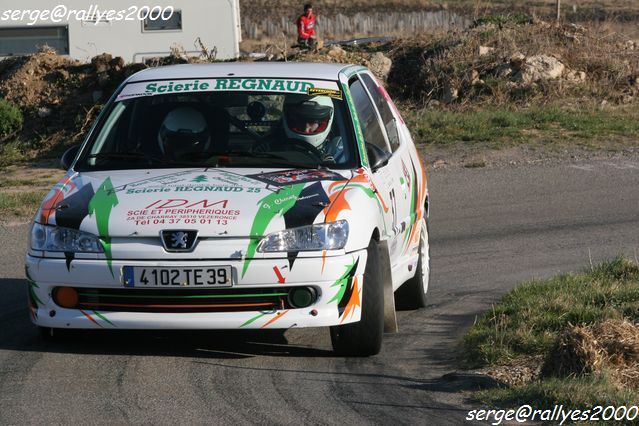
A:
[283,95,334,147]
[158,107,210,159]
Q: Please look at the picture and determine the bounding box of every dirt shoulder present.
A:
[423,139,639,170]
[0,161,62,225]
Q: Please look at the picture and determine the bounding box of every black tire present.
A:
[330,239,384,356]
[395,219,430,310]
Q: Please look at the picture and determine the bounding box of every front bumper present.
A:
[25,250,366,330]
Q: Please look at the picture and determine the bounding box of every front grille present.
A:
[74,287,297,313]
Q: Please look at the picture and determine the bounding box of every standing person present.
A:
[296,3,316,49]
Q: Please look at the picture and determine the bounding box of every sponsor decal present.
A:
[308,87,342,100]
[127,199,240,226]
[249,169,344,186]
[116,78,341,102]
[118,170,262,195]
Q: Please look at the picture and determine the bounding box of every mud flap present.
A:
[378,240,398,333]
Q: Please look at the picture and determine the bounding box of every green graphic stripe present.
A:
[403,162,419,246]
[27,279,43,307]
[88,177,119,278]
[240,312,267,328]
[329,259,356,304]
[92,310,116,327]
[242,183,306,277]
[78,292,289,300]
[342,65,367,79]
[342,82,368,167]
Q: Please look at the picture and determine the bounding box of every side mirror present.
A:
[60,145,81,170]
[366,143,391,172]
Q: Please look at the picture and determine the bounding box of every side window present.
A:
[143,10,183,31]
[349,78,390,154]
[360,74,400,152]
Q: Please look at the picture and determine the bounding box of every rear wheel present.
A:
[330,239,384,356]
[395,218,430,309]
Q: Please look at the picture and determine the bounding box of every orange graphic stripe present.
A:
[39,189,65,224]
[321,250,327,274]
[340,276,361,323]
[351,172,389,213]
[79,309,103,327]
[328,179,349,192]
[260,310,290,328]
[324,188,352,223]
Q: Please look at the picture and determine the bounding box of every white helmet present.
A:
[283,95,334,147]
[158,107,210,159]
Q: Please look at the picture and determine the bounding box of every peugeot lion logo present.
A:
[160,230,198,252]
[171,232,189,249]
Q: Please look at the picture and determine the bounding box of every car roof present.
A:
[127,62,358,83]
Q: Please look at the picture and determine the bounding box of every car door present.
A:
[357,72,418,267]
[347,75,403,261]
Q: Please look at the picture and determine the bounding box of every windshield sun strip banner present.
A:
[116,78,342,102]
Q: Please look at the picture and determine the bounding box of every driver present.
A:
[158,107,211,160]
[255,95,345,163]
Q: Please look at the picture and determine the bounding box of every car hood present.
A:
[39,167,354,238]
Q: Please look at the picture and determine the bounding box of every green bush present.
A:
[0,99,23,137]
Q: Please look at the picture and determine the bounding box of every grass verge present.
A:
[463,257,639,407]
[402,106,639,147]
[0,164,61,223]
[0,191,47,220]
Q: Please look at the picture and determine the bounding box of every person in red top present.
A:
[296,3,316,49]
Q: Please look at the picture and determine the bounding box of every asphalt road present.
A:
[1,159,638,425]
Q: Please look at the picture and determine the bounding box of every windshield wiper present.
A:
[86,152,202,167]
[225,151,330,169]
[87,152,165,162]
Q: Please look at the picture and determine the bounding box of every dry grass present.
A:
[386,19,639,108]
[542,320,639,389]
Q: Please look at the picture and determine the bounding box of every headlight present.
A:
[257,221,349,253]
[30,223,104,253]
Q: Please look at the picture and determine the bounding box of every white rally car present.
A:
[26,63,429,356]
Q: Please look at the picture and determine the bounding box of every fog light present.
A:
[54,287,79,309]
[288,287,317,309]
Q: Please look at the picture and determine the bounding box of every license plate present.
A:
[122,266,233,288]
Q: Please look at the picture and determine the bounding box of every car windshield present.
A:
[76,81,358,171]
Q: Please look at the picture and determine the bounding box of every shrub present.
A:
[0,99,23,137]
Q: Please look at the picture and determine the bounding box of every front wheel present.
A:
[330,239,384,357]
[395,218,430,309]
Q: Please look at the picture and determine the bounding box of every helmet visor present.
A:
[287,115,330,135]
[160,127,209,156]
[285,100,332,135]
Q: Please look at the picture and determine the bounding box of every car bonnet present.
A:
[37,167,356,239]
